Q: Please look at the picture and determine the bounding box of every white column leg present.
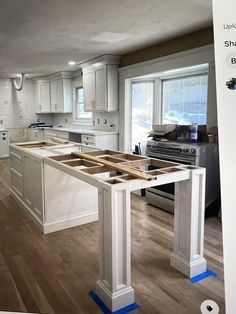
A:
[170,168,207,278]
[96,186,134,312]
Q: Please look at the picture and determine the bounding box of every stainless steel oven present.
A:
[146,140,220,214]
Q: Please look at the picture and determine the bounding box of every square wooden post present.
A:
[96,185,134,312]
[170,168,207,278]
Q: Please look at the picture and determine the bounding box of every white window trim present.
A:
[73,86,94,126]
[119,45,216,152]
[130,79,155,151]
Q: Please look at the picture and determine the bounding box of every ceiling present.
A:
[0,0,213,78]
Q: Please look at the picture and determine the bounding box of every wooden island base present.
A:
[45,149,207,312]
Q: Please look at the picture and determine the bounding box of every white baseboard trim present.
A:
[43,212,98,234]
[170,253,207,278]
[96,280,134,312]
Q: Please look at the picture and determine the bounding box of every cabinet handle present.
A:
[39,105,42,111]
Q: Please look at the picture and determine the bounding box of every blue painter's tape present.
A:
[89,290,140,314]
[190,268,217,284]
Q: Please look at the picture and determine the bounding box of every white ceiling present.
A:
[0,0,212,78]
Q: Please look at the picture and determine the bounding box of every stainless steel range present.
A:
[146,140,220,214]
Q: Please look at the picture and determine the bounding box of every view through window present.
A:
[162,74,208,125]
[131,82,153,153]
[75,87,93,120]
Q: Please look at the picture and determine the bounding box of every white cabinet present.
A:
[10,148,23,199]
[35,73,72,113]
[36,82,51,113]
[21,151,43,221]
[10,144,98,233]
[10,146,44,222]
[50,79,72,113]
[23,153,34,209]
[83,64,118,112]
[32,157,43,219]
[44,129,69,141]
[28,129,44,141]
[81,133,118,150]
[83,71,95,111]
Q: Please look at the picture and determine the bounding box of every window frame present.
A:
[160,72,208,125]
[130,79,155,151]
[73,86,93,125]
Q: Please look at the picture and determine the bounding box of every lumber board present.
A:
[72,152,156,181]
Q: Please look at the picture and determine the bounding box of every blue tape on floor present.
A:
[89,290,140,314]
[190,268,217,284]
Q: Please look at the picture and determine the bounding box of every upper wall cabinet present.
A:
[35,72,72,113]
[36,82,51,113]
[81,55,120,112]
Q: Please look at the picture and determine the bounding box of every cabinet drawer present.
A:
[11,169,23,198]
[81,141,96,147]
[10,150,23,174]
[81,134,95,144]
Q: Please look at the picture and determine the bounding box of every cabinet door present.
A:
[32,157,43,220]
[39,82,51,112]
[95,67,107,111]
[83,71,95,111]
[62,79,72,112]
[23,154,34,209]
[50,80,58,112]
[56,79,63,112]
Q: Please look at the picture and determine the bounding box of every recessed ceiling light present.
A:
[68,61,76,66]
[91,32,131,43]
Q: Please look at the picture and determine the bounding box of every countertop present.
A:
[10,141,97,159]
[52,127,118,136]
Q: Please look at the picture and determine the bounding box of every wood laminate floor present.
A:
[0,160,225,314]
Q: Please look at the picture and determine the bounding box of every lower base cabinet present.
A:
[10,146,98,233]
[23,153,43,221]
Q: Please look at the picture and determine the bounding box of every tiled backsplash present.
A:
[94,111,119,132]
[0,79,37,129]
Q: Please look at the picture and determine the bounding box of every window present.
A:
[131,82,153,152]
[75,87,93,121]
[162,74,208,125]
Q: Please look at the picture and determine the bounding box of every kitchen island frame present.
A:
[45,149,207,312]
